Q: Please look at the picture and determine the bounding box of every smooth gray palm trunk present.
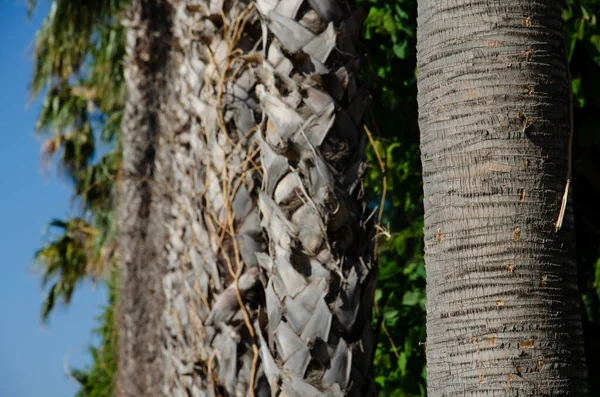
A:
[417,1,588,395]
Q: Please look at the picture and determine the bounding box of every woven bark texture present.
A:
[159,0,376,396]
[162,1,266,396]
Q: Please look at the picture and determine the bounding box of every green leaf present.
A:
[393,41,408,59]
[402,290,421,306]
[572,76,586,108]
[586,34,600,64]
[399,352,408,375]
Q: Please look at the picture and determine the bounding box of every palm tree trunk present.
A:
[161,1,268,395]
[162,1,377,395]
[252,2,377,396]
[119,1,377,396]
[117,0,172,396]
[417,1,589,395]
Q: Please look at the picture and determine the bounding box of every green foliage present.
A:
[363,2,413,61]
[360,1,425,395]
[31,0,126,321]
[71,270,118,397]
[36,218,104,321]
[29,0,127,395]
[562,1,600,394]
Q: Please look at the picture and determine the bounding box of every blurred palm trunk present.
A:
[117,0,172,395]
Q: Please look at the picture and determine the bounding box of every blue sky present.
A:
[0,1,107,396]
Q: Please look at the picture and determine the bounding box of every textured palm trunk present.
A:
[252,1,377,396]
[417,1,589,395]
[117,0,172,396]
[163,1,376,395]
[161,1,268,395]
[119,1,376,396]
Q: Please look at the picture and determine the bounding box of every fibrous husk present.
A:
[159,1,375,396]
[162,2,268,396]
[253,1,377,396]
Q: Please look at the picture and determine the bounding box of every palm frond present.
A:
[35,218,105,322]
[31,0,127,179]
[31,0,126,322]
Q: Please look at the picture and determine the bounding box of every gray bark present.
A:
[117,0,172,396]
[118,1,376,396]
[417,1,589,395]
[252,1,378,396]
[161,2,268,396]
[161,1,377,394]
